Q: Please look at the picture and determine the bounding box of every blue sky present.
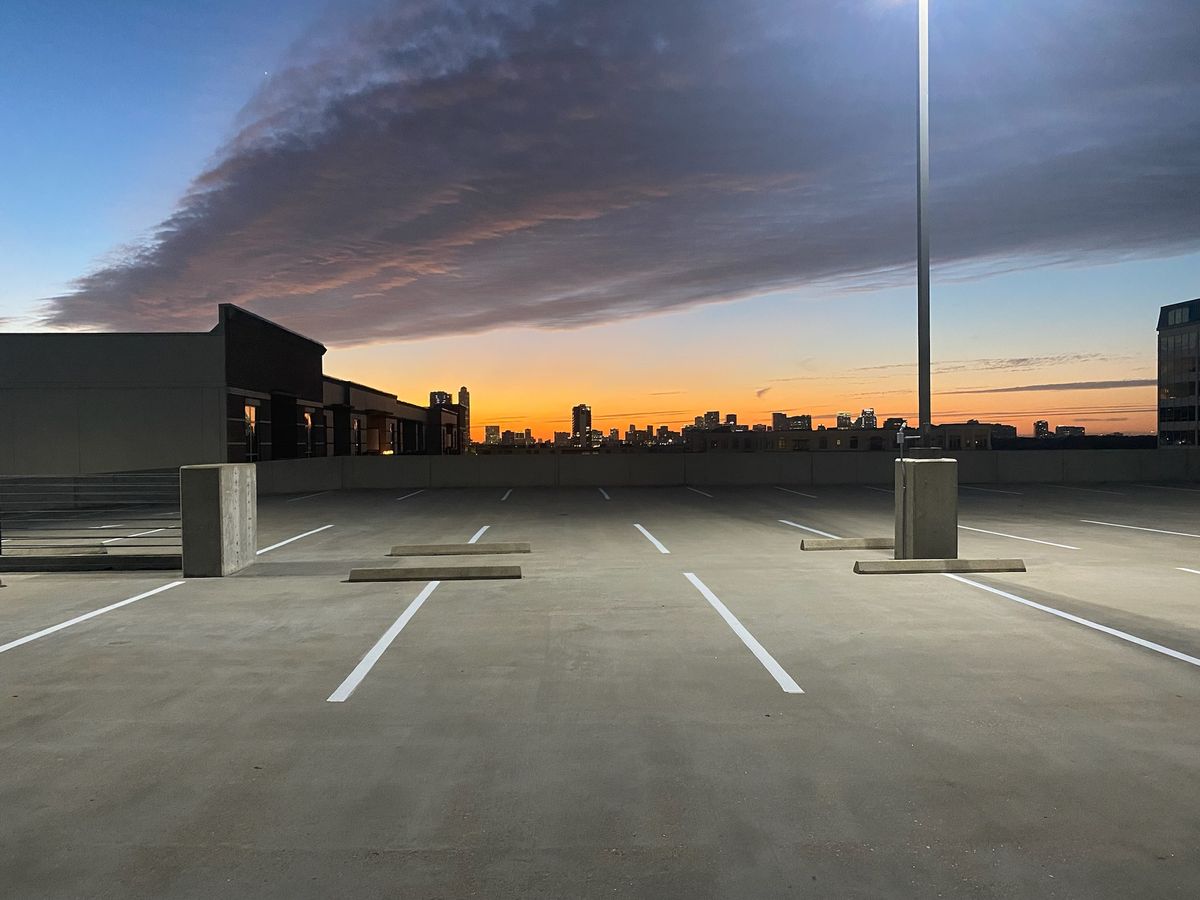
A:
[2,1,1196,435]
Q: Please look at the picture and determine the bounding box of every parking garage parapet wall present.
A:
[253,448,1200,494]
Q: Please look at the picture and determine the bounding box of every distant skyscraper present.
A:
[860,408,877,429]
[694,415,705,428]
[836,412,852,430]
[609,428,619,441]
[553,431,570,446]
[789,414,812,431]
[704,411,720,428]
[1055,425,1086,437]
[1034,420,1050,439]
[1157,298,1199,446]
[772,412,788,431]
[430,390,452,406]
[459,386,470,445]
[484,425,500,445]
[572,404,592,444]
[725,414,737,426]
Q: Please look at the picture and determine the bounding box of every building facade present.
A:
[1158,298,1199,446]
[0,304,460,474]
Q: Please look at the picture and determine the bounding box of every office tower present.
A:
[484,425,500,445]
[1055,425,1085,437]
[694,416,705,428]
[430,390,452,406]
[725,414,737,426]
[836,412,852,429]
[554,431,570,446]
[789,414,813,431]
[1158,298,1200,446]
[609,428,619,441]
[572,404,592,444]
[772,412,788,431]
[860,408,877,429]
[1034,420,1050,439]
[704,411,720,428]
[458,386,470,445]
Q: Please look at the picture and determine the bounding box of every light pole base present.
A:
[895,457,958,559]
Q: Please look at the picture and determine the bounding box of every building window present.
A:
[244,403,259,462]
[351,417,363,455]
[303,411,315,457]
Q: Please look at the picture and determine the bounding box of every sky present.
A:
[2,0,1197,439]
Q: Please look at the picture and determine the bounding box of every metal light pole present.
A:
[916,0,931,443]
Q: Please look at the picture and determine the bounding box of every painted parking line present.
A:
[1179,568,1200,576]
[1080,520,1200,539]
[778,519,840,539]
[864,486,893,495]
[396,490,425,502]
[946,574,1200,670]
[1134,483,1200,494]
[598,488,611,500]
[468,525,490,544]
[101,527,166,545]
[1044,484,1125,497]
[960,485,1023,496]
[327,581,440,703]
[684,573,803,694]
[687,487,714,498]
[500,489,512,502]
[287,490,330,502]
[0,582,185,656]
[957,525,1079,550]
[774,486,817,499]
[256,524,336,556]
[633,524,670,554]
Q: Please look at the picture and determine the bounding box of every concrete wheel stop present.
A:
[803,537,893,551]
[854,558,1026,575]
[348,565,522,582]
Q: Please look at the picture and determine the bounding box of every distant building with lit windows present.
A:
[572,404,592,445]
[1158,298,1199,446]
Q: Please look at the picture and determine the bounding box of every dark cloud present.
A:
[42,0,1200,343]
[755,386,771,398]
[939,379,1155,395]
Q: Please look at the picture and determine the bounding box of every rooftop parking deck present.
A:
[2,482,1200,897]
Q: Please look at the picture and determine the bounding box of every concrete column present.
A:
[181,464,257,577]
[894,457,958,559]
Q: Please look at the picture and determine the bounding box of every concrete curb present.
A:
[387,542,531,556]
[348,565,522,582]
[853,558,1026,575]
[802,537,894,551]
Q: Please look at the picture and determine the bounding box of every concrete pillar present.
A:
[894,457,958,559]
[181,464,257,577]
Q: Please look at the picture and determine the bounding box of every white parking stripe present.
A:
[327,581,440,702]
[864,486,893,494]
[468,525,490,544]
[946,574,1200,670]
[1179,568,1200,576]
[256,524,336,555]
[1134,483,1200,494]
[396,490,425,501]
[633,524,670,554]
[598,488,611,500]
[687,487,714,498]
[0,582,185,656]
[287,491,330,502]
[778,519,840,539]
[957,525,1079,550]
[101,527,165,545]
[1044,484,1125,497]
[1081,520,1200,539]
[774,486,817,499]
[500,489,512,501]
[960,485,1023,496]
[684,573,803,694]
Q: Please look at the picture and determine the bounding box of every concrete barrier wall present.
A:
[255,449,1200,495]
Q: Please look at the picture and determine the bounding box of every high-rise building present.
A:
[1158,298,1199,446]
[789,414,812,431]
[836,412,853,430]
[704,411,720,428]
[458,386,470,446]
[694,415,705,428]
[725,414,737,426]
[430,390,452,406]
[553,431,570,446]
[883,417,907,430]
[772,412,788,431]
[572,404,592,444]
[484,425,500,445]
[1055,425,1085,437]
[609,428,619,441]
[859,408,877,429]
[1034,420,1051,439]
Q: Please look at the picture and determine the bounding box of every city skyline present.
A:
[3,1,1196,440]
